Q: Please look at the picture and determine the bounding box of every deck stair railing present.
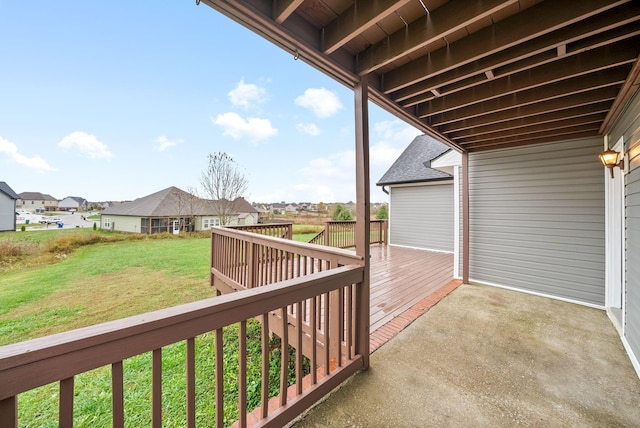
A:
[211,227,363,367]
[0,264,365,427]
[308,220,388,248]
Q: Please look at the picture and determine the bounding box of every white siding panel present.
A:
[390,183,454,252]
[469,138,605,306]
[611,88,640,370]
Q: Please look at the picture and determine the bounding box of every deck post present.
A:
[0,396,17,428]
[462,151,470,283]
[354,74,371,369]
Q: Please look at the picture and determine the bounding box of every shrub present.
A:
[332,204,353,221]
[376,204,388,220]
[20,225,26,232]
[93,222,97,231]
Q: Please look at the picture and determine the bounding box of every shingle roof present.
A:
[101,187,258,217]
[18,192,57,201]
[0,182,19,199]
[376,135,452,186]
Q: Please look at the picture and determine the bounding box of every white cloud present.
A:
[296,123,321,136]
[370,120,421,167]
[228,79,267,109]
[58,131,113,160]
[0,136,57,172]
[213,112,278,144]
[295,88,343,118]
[154,136,184,152]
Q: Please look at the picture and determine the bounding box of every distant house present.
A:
[100,186,259,234]
[377,135,462,277]
[58,196,88,212]
[0,182,19,232]
[17,192,58,212]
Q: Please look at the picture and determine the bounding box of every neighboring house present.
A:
[377,135,462,276]
[58,196,88,212]
[0,182,19,232]
[100,186,258,234]
[17,192,58,212]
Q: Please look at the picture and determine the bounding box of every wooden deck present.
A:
[369,245,454,333]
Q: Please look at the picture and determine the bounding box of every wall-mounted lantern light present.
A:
[599,149,624,179]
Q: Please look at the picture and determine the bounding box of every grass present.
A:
[0,229,309,426]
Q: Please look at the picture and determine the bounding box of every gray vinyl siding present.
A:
[469,138,605,305]
[389,183,454,252]
[610,88,640,364]
[0,193,16,232]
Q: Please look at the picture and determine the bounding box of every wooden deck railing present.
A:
[226,223,293,240]
[0,265,365,428]
[211,227,364,370]
[308,220,388,249]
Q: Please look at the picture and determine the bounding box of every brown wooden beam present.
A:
[449,103,612,138]
[357,0,517,74]
[426,67,628,124]
[382,0,629,93]
[391,3,640,103]
[437,96,616,133]
[274,0,304,24]
[354,75,370,369]
[418,39,638,117]
[456,115,606,144]
[323,0,411,55]
[600,54,640,134]
[464,128,600,152]
[468,130,598,152]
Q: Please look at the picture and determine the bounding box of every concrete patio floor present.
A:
[291,283,640,427]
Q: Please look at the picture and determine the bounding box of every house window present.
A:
[203,218,220,229]
[104,218,111,229]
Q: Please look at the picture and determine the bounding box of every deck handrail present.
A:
[226,222,293,240]
[0,265,365,427]
[308,220,388,248]
[211,227,363,294]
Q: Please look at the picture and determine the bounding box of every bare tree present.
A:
[200,152,249,226]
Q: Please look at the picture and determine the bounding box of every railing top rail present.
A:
[225,222,294,228]
[212,226,363,263]
[0,265,364,400]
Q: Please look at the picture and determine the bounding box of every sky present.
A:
[0,1,421,204]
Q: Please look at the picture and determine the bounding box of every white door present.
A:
[606,138,625,330]
[172,220,180,235]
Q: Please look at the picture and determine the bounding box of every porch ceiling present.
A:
[201,0,640,152]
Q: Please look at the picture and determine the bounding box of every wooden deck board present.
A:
[369,246,454,333]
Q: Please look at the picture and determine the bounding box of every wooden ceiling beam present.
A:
[464,130,600,152]
[600,54,640,134]
[432,88,618,131]
[417,40,639,117]
[382,0,630,93]
[424,66,629,123]
[452,113,606,144]
[392,3,640,104]
[322,0,412,55]
[449,102,613,137]
[273,0,304,24]
[356,0,518,74]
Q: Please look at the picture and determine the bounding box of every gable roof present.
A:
[18,192,57,201]
[101,187,258,217]
[377,135,452,186]
[0,182,19,200]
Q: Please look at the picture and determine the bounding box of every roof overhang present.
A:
[200,0,640,153]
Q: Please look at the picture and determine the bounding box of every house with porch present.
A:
[16,192,58,212]
[100,186,258,234]
[2,2,640,427]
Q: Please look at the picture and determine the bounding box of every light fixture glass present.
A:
[599,149,624,178]
[599,150,619,167]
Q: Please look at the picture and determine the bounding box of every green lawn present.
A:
[0,229,307,426]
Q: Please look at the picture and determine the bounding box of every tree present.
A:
[376,204,388,220]
[317,201,326,213]
[332,203,353,221]
[200,152,249,226]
